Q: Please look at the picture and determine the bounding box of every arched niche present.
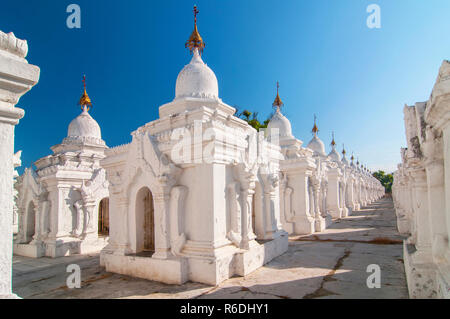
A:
[135,187,155,255]
[98,197,109,236]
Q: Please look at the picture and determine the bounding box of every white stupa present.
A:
[306,116,326,157]
[174,15,219,102]
[175,48,219,100]
[327,132,341,162]
[14,76,109,258]
[350,153,356,167]
[341,145,350,166]
[267,83,294,141]
[61,79,106,149]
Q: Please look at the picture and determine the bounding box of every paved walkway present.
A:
[12,197,409,299]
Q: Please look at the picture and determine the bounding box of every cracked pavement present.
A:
[12,197,408,299]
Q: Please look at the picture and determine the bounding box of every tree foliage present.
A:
[372,170,393,193]
[234,107,272,131]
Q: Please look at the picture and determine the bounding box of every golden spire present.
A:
[272,81,284,110]
[78,75,92,111]
[350,153,354,161]
[331,131,336,146]
[185,5,205,55]
[342,144,346,155]
[312,114,319,135]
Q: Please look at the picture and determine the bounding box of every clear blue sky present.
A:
[2,0,450,174]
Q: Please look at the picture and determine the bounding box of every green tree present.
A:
[234,107,272,131]
[372,170,393,194]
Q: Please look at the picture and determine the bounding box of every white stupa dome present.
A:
[307,135,326,157]
[328,146,341,162]
[67,108,102,139]
[267,109,294,139]
[175,49,219,100]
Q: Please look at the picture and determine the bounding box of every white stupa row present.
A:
[12,7,383,287]
[266,85,383,234]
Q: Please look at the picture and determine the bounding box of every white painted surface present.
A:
[0,30,39,298]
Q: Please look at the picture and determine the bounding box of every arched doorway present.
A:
[25,201,36,243]
[135,187,155,254]
[98,197,109,236]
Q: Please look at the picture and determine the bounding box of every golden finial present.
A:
[78,75,92,111]
[331,131,336,146]
[356,158,360,165]
[272,81,284,110]
[342,144,346,155]
[312,114,319,135]
[185,5,205,55]
[350,153,354,161]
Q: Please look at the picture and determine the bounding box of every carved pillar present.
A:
[284,187,293,222]
[347,177,355,211]
[409,166,433,262]
[169,186,187,256]
[240,187,257,249]
[45,186,59,240]
[82,201,98,240]
[30,197,42,243]
[321,181,329,218]
[39,197,50,239]
[327,169,342,219]
[340,181,349,217]
[105,194,130,255]
[313,181,325,232]
[152,191,173,259]
[73,200,83,237]
[227,182,242,247]
[261,173,280,239]
[355,179,362,210]
[55,187,70,238]
[288,170,315,235]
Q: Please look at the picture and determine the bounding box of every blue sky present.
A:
[2,0,450,174]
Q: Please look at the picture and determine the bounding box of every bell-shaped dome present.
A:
[267,109,294,139]
[328,146,341,162]
[307,134,326,157]
[175,49,219,100]
[67,108,102,139]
